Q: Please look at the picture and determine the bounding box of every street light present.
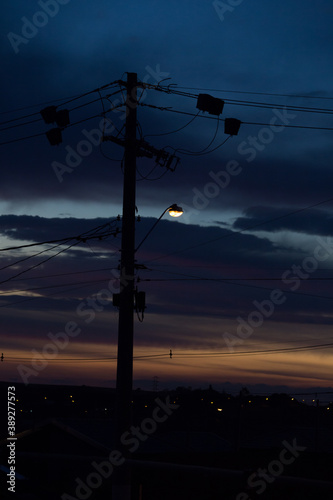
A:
[113,199,182,499]
[135,204,183,253]
[168,204,183,217]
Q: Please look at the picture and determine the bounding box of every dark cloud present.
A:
[0,214,116,242]
[232,206,333,236]
[1,0,333,389]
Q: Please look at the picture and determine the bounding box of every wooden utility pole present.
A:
[112,72,137,500]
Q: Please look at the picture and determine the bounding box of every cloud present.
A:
[1,0,333,389]
[232,206,333,236]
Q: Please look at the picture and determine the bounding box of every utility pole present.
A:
[112,72,137,500]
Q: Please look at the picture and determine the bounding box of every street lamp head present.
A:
[135,203,183,253]
[168,204,183,217]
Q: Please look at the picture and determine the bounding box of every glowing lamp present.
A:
[135,203,183,253]
[168,204,183,217]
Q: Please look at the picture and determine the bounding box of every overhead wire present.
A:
[2,82,333,148]
[144,83,333,112]
[0,220,121,290]
[0,82,121,127]
[1,77,332,136]
[142,195,333,265]
[0,276,117,301]
[0,93,122,133]
[4,339,333,363]
[171,116,221,156]
[143,111,200,139]
[0,265,118,285]
[0,92,124,147]
[98,89,124,163]
[171,86,333,101]
[169,91,333,115]
[139,103,333,131]
[0,239,86,286]
[0,113,109,147]
[172,342,333,358]
[139,266,333,302]
[0,240,73,272]
[0,219,119,252]
[221,98,333,115]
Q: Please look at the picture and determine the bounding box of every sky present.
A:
[0,0,333,396]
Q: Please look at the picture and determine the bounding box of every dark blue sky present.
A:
[1,0,333,392]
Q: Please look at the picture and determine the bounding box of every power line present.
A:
[143,112,200,139]
[140,267,333,302]
[2,85,332,148]
[171,117,223,156]
[140,103,333,131]
[142,195,333,265]
[0,220,119,252]
[3,352,170,363]
[0,221,121,289]
[143,83,333,113]
[0,101,94,133]
[165,86,333,101]
[0,276,115,295]
[3,265,121,284]
[222,98,333,115]
[0,82,121,127]
[172,342,333,358]
[0,240,81,286]
[0,104,124,147]
[4,340,333,363]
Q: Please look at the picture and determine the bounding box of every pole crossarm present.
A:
[102,134,180,170]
